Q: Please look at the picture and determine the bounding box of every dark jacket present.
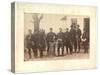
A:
[46,32,56,42]
[31,33,40,47]
[64,31,71,42]
[25,34,32,48]
[57,31,64,43]
[70,28,76,42]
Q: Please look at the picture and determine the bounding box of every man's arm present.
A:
[79,29,82,37]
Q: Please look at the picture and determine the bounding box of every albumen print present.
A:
[24,13,90,61]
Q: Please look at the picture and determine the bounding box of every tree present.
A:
[31,13,43,32]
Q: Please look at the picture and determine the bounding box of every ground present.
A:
[24,49,89,61]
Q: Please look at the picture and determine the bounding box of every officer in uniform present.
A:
[31,30,40,58]
[25,29,33,59]
[70,25,76,53]
[64,28,73,54]
[82,31,88,53]
[57,28,64,56]
[75,25,82,53]
[38,29,46,58]
[46,28,56,56]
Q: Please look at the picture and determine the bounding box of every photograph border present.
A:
[12,2,97,73]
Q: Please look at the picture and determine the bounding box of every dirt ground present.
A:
[24,49,89,61]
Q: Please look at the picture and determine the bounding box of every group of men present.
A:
[25,23,89,59]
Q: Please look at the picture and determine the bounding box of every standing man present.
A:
[57,28,64,56]
[64,28,73,54]
[46,28,56,56]
[75,25,82,53]
[32,30,40,58]
[82,31,89,53]
[70,25,76,53]
[25,29,33,59]
[38,29,46,58]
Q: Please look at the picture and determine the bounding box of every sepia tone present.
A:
[24,13,90,61]
[11,2,96,73]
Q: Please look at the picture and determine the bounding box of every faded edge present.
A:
[11,2,15,73]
